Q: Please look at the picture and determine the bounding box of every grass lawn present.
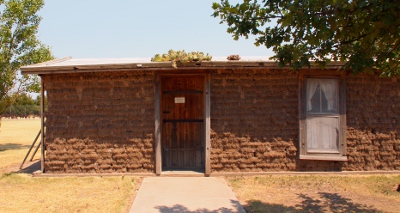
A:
[0,173,138,213]
[0,119,41,174]
[0,118,139,213]
[227,175,400,213]
[2,119,400,212]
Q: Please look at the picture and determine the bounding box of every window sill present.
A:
[307,149,340,154]
[300,155,347,161]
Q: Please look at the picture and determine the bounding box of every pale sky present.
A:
[37,0,274,59]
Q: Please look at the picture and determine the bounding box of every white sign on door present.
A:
[174,97,185,104]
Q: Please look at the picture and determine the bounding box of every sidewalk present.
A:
[130,177,246,213]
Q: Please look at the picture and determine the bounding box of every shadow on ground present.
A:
[18,160,41,174]
[154,199,244,213]
[13,160,40,174]
[0,143,32,151]
[1,160,40,177]
[243,192,380,213]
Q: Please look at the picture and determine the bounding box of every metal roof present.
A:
[20,56,344,75]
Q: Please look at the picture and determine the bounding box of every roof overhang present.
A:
[20,56,345,75]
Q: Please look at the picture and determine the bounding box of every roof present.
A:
[20,56,344,75]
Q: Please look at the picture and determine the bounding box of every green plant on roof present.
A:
[151,49,212,68]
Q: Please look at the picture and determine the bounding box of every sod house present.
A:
[21,57,400,175]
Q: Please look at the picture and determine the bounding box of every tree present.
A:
[212,0,400,76]
[0,0,53,117]
[2,93,40,117]
[13,93,36,106]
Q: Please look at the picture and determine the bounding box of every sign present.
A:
[174,97,185,104]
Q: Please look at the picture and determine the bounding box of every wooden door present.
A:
[161,75,205,170]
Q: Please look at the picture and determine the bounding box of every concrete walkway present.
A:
[130,177,246,213]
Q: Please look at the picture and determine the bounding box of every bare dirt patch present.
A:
[227,175,400,213]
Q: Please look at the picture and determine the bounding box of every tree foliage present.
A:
[212,0,400,76]
[0,0,53,116]
[1,93,40,117]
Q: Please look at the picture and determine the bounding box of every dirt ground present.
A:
[227,175,400,213]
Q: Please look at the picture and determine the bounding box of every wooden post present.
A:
[340,76,347,157]
[40,76,45,172]
[204,74,211,176]
[30,140,41,162]
[154,74,162,176]
[19,130,41,169]
[298,73,306,157]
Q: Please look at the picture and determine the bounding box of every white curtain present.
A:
[306,79,320,111]
[306,78,337,112]
[320,79,337,111]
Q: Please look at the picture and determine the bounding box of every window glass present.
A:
[306,78,338,114]
[300,76,346,161]
[306,116,339,152]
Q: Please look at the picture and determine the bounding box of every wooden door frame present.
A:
[154,73,211,176]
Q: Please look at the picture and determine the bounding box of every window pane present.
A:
[306,116,339,152]
[306,78,338,114]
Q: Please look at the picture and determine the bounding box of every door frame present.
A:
[154,73,211,176]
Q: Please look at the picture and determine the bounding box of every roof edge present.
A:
[20,58,345,75]
[24,56,73,67]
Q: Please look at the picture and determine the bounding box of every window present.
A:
[300,76,347,161]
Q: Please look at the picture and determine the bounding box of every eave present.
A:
[20,57,345,75]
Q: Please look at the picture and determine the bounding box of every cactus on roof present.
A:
[151,49,212,68]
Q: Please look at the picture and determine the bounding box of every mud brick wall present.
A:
[345,74,400,170]
[210,69,400,172]
[42,71,155,173]
[210,69,299,172]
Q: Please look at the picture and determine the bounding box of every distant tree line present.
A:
[1,93,42,117]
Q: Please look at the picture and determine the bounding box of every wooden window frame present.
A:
[299,71,347,161]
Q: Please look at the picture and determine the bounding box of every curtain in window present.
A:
[306,78,337,112]
[320,79,337,111]
[306,79,320,111]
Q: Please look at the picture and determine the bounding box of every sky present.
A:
[37,0,274,59]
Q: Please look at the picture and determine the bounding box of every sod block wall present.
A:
[210,69,400,172]
[345,74,400,170]
[43,71,155,173]
[41,68,400,173]
[210,69,299,172]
